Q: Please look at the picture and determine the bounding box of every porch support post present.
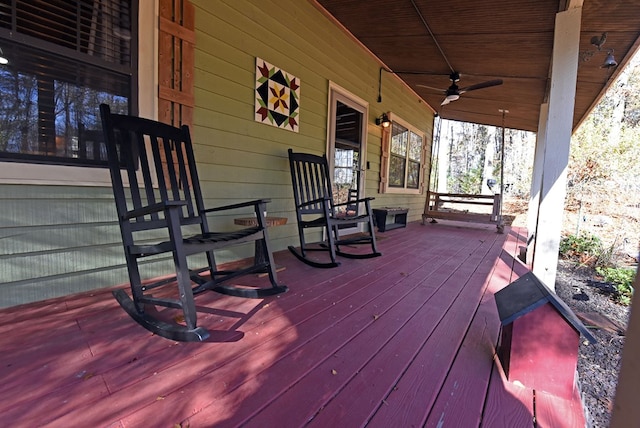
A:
[530,6,582,291]
[526,102,549,266]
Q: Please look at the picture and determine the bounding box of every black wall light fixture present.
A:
[375,113,391,128]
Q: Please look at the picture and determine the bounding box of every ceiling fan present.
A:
[417,72,503,105]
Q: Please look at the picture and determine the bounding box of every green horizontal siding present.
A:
[192,0,433,247]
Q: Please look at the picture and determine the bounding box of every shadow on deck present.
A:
[0,221,587,427]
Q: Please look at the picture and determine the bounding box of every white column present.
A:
[531,7,582,291]
[526,103,548,266]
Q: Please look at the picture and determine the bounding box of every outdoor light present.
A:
[0,48,8,65]
[602,50,618,69]
[375,112,391,128]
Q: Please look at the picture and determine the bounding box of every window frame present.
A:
[379,112,427,194]
[0,0,155,187]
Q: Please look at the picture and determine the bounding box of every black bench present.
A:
[373,207,408,232]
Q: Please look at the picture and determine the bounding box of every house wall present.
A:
[0,184,128,307]
[190,0,434,247]
[0,0,434,308]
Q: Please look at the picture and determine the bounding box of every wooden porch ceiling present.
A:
[314,0,640,132]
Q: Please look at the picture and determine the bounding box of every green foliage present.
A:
[596,266,636,305]
[559,233,603,261]
[559,232,619,267]
[561,233,636,305]
[569,57,640,209]
[457,166,483,194]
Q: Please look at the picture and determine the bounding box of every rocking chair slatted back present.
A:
[105,113,202,231]
[290,151,334,215]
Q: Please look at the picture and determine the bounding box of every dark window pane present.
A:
[391,122,408,156]
[409,131,422,161]
[0,0,134,167]
[387,119,424,190]
[335,101,361,145]
[389,154,406,187]
[407,160,420,189]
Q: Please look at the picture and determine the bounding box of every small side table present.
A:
[372,207,408,232]
[234,216,288,274]
[234,216,288,228]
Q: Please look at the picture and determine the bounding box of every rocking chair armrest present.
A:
[333,197,375,208]
[297,197,331,209]
[122,201,187,220]
[202,198,272,213]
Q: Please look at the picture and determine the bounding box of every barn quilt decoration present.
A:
[255,58,300,132]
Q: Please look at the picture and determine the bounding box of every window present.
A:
[381,114,426,193]
[0,0,136,167]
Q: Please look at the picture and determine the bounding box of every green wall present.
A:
[0,184,129,307]
[0,0,434,308]
[191,0,434,248]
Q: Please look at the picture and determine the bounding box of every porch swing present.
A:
[422,112,506,233]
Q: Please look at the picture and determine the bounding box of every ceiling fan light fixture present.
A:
[446,94,460,101]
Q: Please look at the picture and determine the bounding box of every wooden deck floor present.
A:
[0,221,587,427]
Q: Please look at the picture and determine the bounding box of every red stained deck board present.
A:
[358,235,506,428]
[0,339,95,413]
[123,234,476,426]
[46,226,460,426]
[230,229,500,424]
[481,356,535,428]
[179,274,441,427]
[300,233,504,427]
[124,229,484,426]
[0,289,110,325]
[103,236,436,392]
[414,247,528,428]
[0,223,585,427]
[96,239,423,393]
[1,374,111,426]
[185,239,479,427]
[421,295,502,427]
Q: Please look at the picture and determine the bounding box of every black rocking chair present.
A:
[287,148,381,268]
[100,104,287,342]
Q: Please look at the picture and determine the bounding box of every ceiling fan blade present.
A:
[441,97,451,106]
[459,79,503,94]
[416,83,446,93]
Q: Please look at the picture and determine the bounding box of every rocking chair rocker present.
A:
[100,104,287,342]
[287,148,381,268]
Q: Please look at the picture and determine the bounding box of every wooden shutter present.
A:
[158,0,195,187]
[379,126,390,193]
